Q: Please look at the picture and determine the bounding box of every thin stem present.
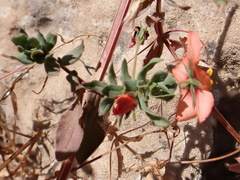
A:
[156,0,161,13]
[178,148,240,164]
[0,64,26,81]
[212,106,240,143]
[132,43,140,78]
[0,131,42,171]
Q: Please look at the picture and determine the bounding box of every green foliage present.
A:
[137,93,169,127]
[83,57,177,127]
[99,97,115,116]
[58,41,84,66]
[108,63,118,85]
[102,84,124,97]
[11,29,84,75]
[120,59,132,81]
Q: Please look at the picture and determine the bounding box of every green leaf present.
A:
[102,84,124,97]
[99,97,115,116]
[108,63,117,85]
[152,119,170,127]
[19,29,27,36]
[123,79,138,92]
[137,58,163,83]
[37,32,47,52]
[118,115,124,126]
[59,41,84,66]
[44,55,60,76]
[28,37,40,49]
[11,53,34,64]
[137,93,169,127]
[11,34,30,50]
[45,33,57,51]
[83,80,107,94]
[120,59,132,82]
[149,76,176,101]
[149,70,167,83]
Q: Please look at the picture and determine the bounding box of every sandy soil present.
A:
[0,0,240,179]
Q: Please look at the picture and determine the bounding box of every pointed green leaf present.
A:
[11,53,34,64]
[118,115,124,126]
[37,32,47,52]
[83,80,107,94]
[137,93,169,127]
[102,84,124,97]
[120,59,132,82]
[44,55,60,76]
[99,97,115,116]
[59,41,84,66]
[45,33,57,51]
[19,29,28,36]
[137,58,163,82]
[108,63,117,85]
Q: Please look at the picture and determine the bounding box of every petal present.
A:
[187,31,202,64]
[172,58,189,83]
[176,89,197,121]
[194,66,212,90]
[195,90,214,123]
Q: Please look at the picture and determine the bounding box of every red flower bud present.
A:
[112,94,137,115]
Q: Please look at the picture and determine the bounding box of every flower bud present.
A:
[112,94,137,115]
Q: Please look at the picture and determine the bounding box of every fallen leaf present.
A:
[55,98,84,161]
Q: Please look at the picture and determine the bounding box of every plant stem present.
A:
[0,131,42,171]
[212,106,240,143]
[132,43,140,78]
[94,0,132,81]
[56,155,75,180]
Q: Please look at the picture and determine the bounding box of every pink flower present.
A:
[112,94,137,115]
[172,31,214,123]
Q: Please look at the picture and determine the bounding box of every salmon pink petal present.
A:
[176,89,197,121]
[187,31,202,64]
[195,90,214,123]
[194,66,212,90]
[172,59,189,83]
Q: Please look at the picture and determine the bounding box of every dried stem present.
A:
[0,131,42,171]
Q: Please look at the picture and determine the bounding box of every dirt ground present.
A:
[0,0,240,179]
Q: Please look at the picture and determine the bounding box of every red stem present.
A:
[94,0,132,81]
[212,106,240,143]
[57,1,132,179]
[56,155,75,180]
